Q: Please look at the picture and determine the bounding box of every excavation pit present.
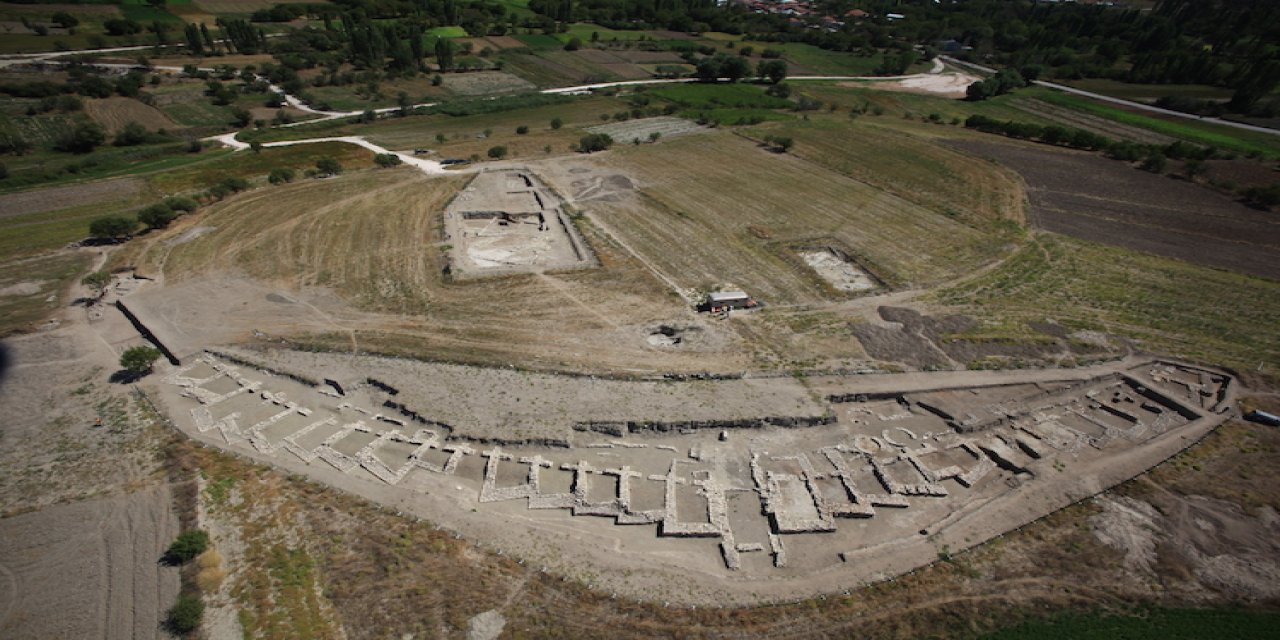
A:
[799,248,879,293]
[445,170,596,278]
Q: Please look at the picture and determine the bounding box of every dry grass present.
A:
[747,117,1027,227]
[586,132,1013,300]
[83,97,179,134]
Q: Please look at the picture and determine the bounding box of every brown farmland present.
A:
[951,139,1280,281]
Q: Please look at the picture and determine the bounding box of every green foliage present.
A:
[165,595,204,635]
[516,125,529,134]
[165,529,209,564]
[577,132,612,153]
[54,122,106,154]
[374,153,402,167]
[88,216,136,239]
[268,167,296,184]
[550,117,563,129]
[164,196,199,213]
[113,122,150,147]
[423,92,573,117]
[137,203,177,229]
[756,59,788,84]
[120,345,162,374]
[315,157,342,176]
[487,145,507,159]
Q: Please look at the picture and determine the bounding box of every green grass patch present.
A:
[121,4,182,23]
[554,23,652,44]
[649,82,791,110]
[512,34,562,51]
[0,251,92,336]
[426,25,467,39]
[1037,91,1280,158]
[982,607,1280,640]
[934,234,1280,372]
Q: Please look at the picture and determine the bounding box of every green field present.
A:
[751,42,927,77]
[512,34,562,51]
[983,607,1280,640]
[1037,91,1280,158]
[426,26,468,39]
[121,4,182,23]
[554,23,655,44]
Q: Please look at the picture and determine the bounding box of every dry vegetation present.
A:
[83,96,180,134]
[576,132,1014,300]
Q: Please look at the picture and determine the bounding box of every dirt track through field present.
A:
[951,139,1280,281]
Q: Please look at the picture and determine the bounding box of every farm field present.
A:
[952,139,1280,281]
[543,131,1012,303]
[934,233,1280,372]
[748,117,1026,227]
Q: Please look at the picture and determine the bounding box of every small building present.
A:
[700,290,759,313]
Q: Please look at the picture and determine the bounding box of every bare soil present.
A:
[0,177,141,219]
[950,139,1280,281]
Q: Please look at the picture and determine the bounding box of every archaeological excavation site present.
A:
[152,347,1236,603]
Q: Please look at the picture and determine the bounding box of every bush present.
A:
[219,176,249,192]
[516,125,529,135]
[487,145,507,159]
[54,122,105,153]
[315,158,342,176]
[163,197,199,213]
[268,167,295,184]
[165,595,204,634]
[137,204,176,229]
[578,133,613,153]
[120,345,162,374]
[374,153,402,167]
[164,529,210,564]
[550,117,562,130]
[89,216,136,239]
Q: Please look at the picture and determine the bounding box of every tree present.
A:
[487,145,507,159]
[550,117,562,130]
[268,167,295,184]
[757,59,787,84]
[54,123,105,153]
[113,121,150,146]
[516,125,529,135]
[434,37,454,72]
[166,595,203,635]
[137,204,176,229]
[89,216,136,239]
[120,345,162,375]
[374,153,402,167]
[51,11,79,28]
[164,196,199,212]
[578,133,612,153]
[315,158,342,176]
[564,36,582,51]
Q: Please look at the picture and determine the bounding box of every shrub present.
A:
[137,204,176,229]
[165,595,203,634]
[516,125,529,135]
[487,145,507,159]
[268,167,295,184]
[163,197,199,213]
[315,158,342,176]
[164,529,210,564]
[54,123,105,153]
[578,133,613,153]
[219,176,249,192]
[374,153,402,167]
[550,117,562,130]
[89,216,136,239]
